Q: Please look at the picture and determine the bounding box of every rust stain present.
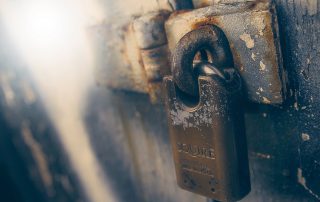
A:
[198,1,212,8]
[229,43,244,72]
[191,16,222,30]
[122,23,148,91]
[260,12,282,95]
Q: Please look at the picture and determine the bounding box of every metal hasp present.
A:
[89,10,172,103]
[164,25,250,201]
[165,0,286,104]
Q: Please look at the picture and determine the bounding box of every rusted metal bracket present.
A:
[166,0,286,104]
[89,10,172,103]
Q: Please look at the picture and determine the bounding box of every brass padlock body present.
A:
[164,75,250,201]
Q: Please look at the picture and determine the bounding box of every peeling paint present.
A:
[251,16,266,36]
[168,82,228,130]
[259,61,266,71]
[170,99,215,130]
[307,58,311,64]
[301,133,310,141]
[262,97,271,104]
[240,33,255,48]
[251,53,256,61]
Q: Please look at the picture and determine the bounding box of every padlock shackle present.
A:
[171,25,234,97]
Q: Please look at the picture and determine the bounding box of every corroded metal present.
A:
[89,1,191,103]
[133,11,171,103]
[133,11,170,49]
[164,68,250,201]
[171,25,233,97]
[90,21,149,93]
[90,0,286,105]
[90,10,172,103]
[165,0,286,104]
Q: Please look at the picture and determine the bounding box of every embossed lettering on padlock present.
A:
[164,25,250,201]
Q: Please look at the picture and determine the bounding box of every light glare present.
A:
[22,3,69,48]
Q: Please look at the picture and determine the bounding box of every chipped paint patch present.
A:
[169,83,228,130]
[307,58,311,64]
[170,100,215,130]
[301,133,310,141]
[239,33,254,49]
[297,168,320,200]
[262,97,271,104]
[239,66,244,72]
[251,16,266,36]
[251,53,256,61]
[259,61,266,71]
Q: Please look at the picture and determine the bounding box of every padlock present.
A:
[164,25,250,201]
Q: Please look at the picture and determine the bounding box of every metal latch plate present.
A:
[165,1,286,104]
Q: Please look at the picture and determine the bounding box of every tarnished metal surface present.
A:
[164,65,250,200]
[165,0,286,104]
[171,25,233,96]
[133,11,170,49]
[140,45,170,102]
[90,10,172,102]
[133,11,171,102]
[90,21,148,93]
[89,1,191,102]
